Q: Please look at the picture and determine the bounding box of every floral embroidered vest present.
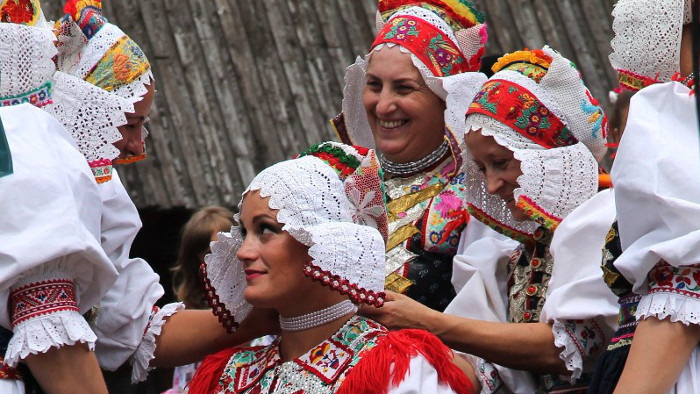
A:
[214,316,386,394]
[384,157,468,312]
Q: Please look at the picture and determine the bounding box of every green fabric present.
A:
[0,117,12,178]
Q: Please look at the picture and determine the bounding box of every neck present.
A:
[278,312,355,362]
[379,140,450,176]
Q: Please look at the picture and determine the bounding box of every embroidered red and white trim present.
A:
[303,261,385,308]
[9,279,79,329]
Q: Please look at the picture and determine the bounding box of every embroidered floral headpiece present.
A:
[202,142,389,332]
[0,21,131,183]
[464,46,604,243]
[1,0,41,25]
[56,0,152,165]
[374,0,486,75]
[610,0,694,91]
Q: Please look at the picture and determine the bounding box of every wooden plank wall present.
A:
[41,0,617,210]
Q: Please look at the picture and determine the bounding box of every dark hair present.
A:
[171,206,234,309]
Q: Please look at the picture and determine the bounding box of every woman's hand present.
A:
[359,290,439,331]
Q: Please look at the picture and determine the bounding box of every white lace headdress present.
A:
[462,47,605,244]
[202,142,389,332]
[0,21,132,183]
[610,0,694,91]
[54,0,153,164]
[333,1,488,170]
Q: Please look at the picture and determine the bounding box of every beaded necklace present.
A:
[378,140,449,176]
[278,300,357,332]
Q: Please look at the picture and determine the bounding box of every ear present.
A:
[375,11,385,33]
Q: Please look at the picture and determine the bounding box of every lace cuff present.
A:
[551,318,604,383]
[5,277,96,367]
[639,262,700,325]
[130,302,184,384]
[463,354,502,394]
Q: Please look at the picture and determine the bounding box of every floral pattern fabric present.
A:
[214,316,386,394]
[384,157,467,311]
[372,15,471,77]
[84,35,150,92]
[468,79,578,149]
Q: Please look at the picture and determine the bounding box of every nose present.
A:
[484,169,504,195]
[236,235,257,267]
[375,88,397,116]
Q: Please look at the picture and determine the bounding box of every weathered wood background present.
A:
[42,0,618,210]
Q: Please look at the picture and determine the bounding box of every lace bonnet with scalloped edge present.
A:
[333,0,488,171]
[0,21,132,183]
[462,47,601,244]
[202,142,388,332]
[55,0,152,165]
[610,0,694,91]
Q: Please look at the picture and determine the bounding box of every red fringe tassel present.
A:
[337,329,475,394]
[187,347,238,394]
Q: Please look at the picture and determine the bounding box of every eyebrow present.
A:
[252,213,276,224]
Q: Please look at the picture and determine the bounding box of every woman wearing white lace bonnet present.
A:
[364,47,618,393]
[0,3,125,392]
[191,141,474,393]
[55,0,155,166]
[333,0,497,313]
[594,1,700,392]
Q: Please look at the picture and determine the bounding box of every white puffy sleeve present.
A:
[446,221,536,393]
[91,170,184,382]
[610,82,700,327]
[91,170,167,371]
[541,189,619,381]
[0,105,118,365]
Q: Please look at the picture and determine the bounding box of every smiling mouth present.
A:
[244,269,267,280]
[378,119,408,129]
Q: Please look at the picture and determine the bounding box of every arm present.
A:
[151,307,279,368]
[614,316,700,394]
[25,343,107,394]
[362,291,567,374]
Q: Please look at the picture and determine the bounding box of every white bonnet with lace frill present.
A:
[610,0,694,91]
[202,142,388,332]
[0,21,132,184]
[462,46,606,245]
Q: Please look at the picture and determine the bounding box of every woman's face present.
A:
[236,191,315,312]
[114,80,156,159]
[464,129,527,222]
[363,45,446,163]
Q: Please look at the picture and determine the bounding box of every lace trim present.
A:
[637,291,700,326]
[5,309,96,367]
[552,319,604,383]
[130,302,184,383]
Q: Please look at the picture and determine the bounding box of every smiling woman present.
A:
[191,141,474,394]
[333,0,495,313]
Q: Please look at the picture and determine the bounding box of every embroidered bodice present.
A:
[507,227,553,323]
[214,316,386,394]
[384,156,468,311]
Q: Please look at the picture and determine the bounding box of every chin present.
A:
[243,288,275,309]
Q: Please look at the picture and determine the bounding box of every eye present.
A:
[239,225,247,239]
[493,159,509,169]
[397,85,414,94]
[365,79,381,91]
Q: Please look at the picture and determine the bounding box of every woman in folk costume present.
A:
[589,1,700,392]
[0,13,131,394]
[366,47,619,393]
[0,1,255,388]
[189,141,475,394]
[333,0,513,312]
[0,4,133,392]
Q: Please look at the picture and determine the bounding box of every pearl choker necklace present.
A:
[378,140,450,176]
[279,300,357,332]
